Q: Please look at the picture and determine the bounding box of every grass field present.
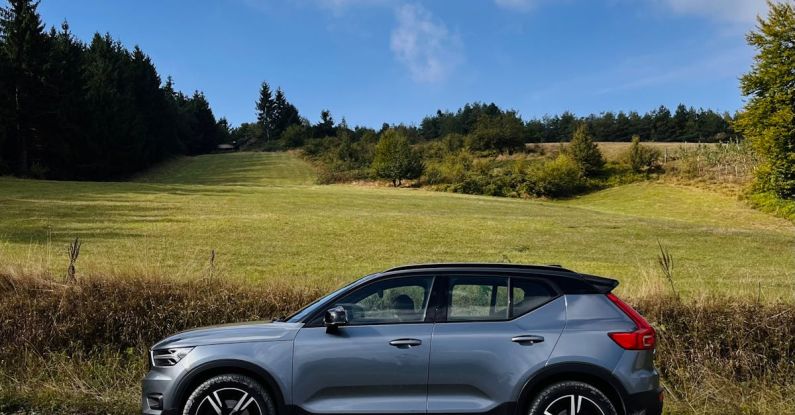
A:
[1,151,793,300]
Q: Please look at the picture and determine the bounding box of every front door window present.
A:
[330,276,434,325]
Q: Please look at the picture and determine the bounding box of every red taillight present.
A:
[606,293,656,350]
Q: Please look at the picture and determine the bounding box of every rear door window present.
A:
[447,276,509,321]
[444,276,558,322]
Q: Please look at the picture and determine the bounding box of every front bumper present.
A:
[141,366,182,415]
[625,387,663,415]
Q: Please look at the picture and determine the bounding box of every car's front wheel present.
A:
[183,374,275,415]
[527,381,617,415]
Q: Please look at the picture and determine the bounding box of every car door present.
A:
[292,275,437,414]
[427,275,566,414]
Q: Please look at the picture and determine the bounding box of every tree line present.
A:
[0,0,226,180]
[234,100,736,156]
[421,103,735,144]
[234,89,737,156]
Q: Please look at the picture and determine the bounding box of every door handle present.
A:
[511,335,545,344]
[389,338,422,348]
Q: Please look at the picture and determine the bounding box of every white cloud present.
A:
[494,0,537,12]
[390,4,462,83]
[314,0,393,15]
[495,0,769,21]
[657,0,768,23]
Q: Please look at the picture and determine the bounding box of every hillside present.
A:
[0,151,792,300]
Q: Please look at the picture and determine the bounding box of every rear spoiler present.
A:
[578,273,619,294]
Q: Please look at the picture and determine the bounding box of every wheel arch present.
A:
[172,359,288,415]
[517,362,628,415]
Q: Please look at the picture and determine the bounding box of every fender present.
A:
[171,359,288,415]
[517,362,629,415]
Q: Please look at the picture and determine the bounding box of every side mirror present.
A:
[324,306,348,331]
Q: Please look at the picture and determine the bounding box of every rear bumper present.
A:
[625,387,663,415]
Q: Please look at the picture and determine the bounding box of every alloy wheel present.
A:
[542,394,607,415]
[195,387,262,415]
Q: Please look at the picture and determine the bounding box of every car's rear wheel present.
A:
[527,381,617,415]
[183,374,275,415]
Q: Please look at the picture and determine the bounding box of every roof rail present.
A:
[383,262,573,273]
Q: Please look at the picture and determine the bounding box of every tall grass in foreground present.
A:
[0,272,792,414]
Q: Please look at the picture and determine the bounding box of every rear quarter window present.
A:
[511,278,557,317]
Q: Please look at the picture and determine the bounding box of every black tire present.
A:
[527,381,617,415]
[183,374,276,415]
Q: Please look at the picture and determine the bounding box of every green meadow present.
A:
[0,151,792,300]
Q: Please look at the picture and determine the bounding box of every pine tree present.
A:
[736,1,795,198]
[272,87,299,139]
[185,91,218,155]
[315,109,335,138]
[256,81,274,141]
[42,21,87,178]
[0,0,49,175]
[650,105,674,141]
[566,124,604,176]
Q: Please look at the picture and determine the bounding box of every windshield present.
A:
[285,275,374,323]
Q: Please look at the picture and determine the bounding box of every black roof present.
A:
[384,262,573,273]
[381,262,618,294]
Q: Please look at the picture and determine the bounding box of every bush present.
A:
[523,154,585,197]
[281,124,310,148]
[450,171,519,197]
[625,135,661,173]
[420,133,468,159]
[421,149,474,185]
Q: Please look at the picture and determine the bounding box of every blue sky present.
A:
[38,0,769,127]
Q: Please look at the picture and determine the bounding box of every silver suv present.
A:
[142,264,663,415]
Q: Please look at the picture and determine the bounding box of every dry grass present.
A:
[534,142,705,162]
[0,272,792,414]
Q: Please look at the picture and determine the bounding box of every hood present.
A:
[152,321,303,349]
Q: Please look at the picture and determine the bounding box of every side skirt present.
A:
[286,402,518,415]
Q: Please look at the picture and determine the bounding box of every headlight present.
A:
[150,347,194,367]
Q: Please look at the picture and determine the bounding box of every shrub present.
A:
[301,137,330,157]
[523,154,585,197]
[420,133,468,159]
[450,170,519,197]
[281,124,310,148]
[625,135,661,173]
[565,124,604,176]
